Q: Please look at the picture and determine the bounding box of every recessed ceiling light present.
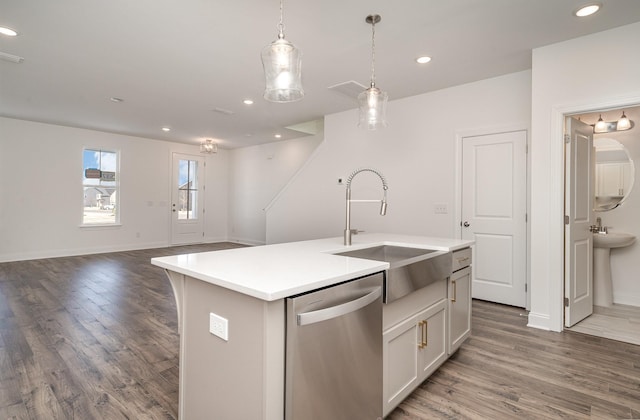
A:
[274,134,282,139]
[243,99,254,105]
[162,127,171,132]
[416,56,432,64]
[110,97,124,103]
[0,27,18,37]
[574,3,601,17]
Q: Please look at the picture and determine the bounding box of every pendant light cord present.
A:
[370,20,376,88]
[278,0,285,39]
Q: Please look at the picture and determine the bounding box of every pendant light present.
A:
[261,0,303,103]
[616,111,631,131]
[358,14,388,130]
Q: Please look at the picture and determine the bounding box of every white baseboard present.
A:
[527,311,552,331]
[0,241,170,263]
[227,237,266,246]
[613,292,640,307]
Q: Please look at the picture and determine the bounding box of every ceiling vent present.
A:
[0,51,24,63]
[212,107,235,116]
[327,80,367,101]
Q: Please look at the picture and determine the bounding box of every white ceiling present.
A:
[2,0,640,149]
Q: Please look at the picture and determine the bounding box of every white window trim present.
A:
[81,147,121,227]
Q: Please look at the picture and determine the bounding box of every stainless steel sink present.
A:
[335,245,452,303]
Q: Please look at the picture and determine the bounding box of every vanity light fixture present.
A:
[200,139,218,154]
[358,14,388,130]
[591,112,634,133]
[616,111,631,131]
[261,0,304,103]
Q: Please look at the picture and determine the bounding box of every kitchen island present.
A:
[151,234,473,419]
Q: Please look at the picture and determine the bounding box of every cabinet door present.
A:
[418,300,447,379]
[383,311,421,416]
[449,266,472,354]
[383,300,448,416]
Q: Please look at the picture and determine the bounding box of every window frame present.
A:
[81,147,121,227]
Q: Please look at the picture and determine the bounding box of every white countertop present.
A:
[151,233,473,301]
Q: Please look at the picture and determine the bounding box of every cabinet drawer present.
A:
[452,247,472,271]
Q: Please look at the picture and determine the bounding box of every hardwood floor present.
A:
[1,244,639,419]
[389,302,640,420]
[0,243,245,420]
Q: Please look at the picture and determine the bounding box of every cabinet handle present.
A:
[423,320,428,348]
[451,279,457,303]
[456,256,470,264]
[417,321,425,349]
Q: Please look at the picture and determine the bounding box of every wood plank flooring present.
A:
[1,244,639,419]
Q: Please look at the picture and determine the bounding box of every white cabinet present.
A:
[383,299,447,416]
[448,266,471,353]
[448,247,472,354]
[596,162,631,198]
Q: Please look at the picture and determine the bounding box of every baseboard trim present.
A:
[0,241,171,263]
[527,311,551,331]
[613,292,640,307]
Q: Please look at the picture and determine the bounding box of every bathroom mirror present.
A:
[594,137,635,211]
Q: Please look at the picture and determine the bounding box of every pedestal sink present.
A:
[593,232,636,307]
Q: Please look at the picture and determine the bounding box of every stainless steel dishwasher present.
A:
[285,272,383,420]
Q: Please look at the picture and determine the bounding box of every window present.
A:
[177,159,199,220]
[82,149,119,225]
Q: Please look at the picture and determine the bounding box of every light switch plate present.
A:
[209,312,228,341]
[434,203,448,214]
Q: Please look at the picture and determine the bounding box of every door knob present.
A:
[463,221,470,227]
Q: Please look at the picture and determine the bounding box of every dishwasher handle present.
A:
[297,287,381,326]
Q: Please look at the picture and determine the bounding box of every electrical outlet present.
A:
[209,312,229,341]
[434,203,448,214]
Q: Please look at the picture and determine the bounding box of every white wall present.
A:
[266,70,532,245]
[530,22,640,331]
[0,117,229,261]
[595,128,640,306]
[227,133,323,245]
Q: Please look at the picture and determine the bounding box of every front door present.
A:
[564,117,595,327]
[461,130,527,307]
[171,153,205,245]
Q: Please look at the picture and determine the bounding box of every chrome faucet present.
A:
[591,217,608,234]
[344,168,388,245]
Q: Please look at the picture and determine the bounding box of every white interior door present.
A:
[461,130,527,307]
[171,153,205,245]
[564,117,594,327]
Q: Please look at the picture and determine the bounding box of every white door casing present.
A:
[171,153,205,245]
[564,117,594,327]
[461,130,527,307]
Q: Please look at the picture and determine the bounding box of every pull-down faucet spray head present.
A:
[344,167,389,245]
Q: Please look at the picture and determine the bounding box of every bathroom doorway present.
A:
[565,105,640,345]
